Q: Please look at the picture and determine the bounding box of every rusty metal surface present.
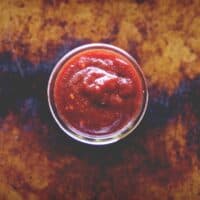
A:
[0,0,200,199]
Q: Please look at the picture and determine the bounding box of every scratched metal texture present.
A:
[0,0,200,199]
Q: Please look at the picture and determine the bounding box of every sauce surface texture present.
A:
[54,49,144,135]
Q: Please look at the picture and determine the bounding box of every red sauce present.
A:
[54,49,144,136]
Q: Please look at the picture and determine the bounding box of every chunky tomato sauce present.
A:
[54,49,144,135]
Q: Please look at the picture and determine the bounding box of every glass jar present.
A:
[47,43,148,145]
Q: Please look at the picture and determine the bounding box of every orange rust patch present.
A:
[105,113,199,199]
[0,114,99,199]
[0,110,199,199]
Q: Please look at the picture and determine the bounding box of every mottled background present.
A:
[0,0,200,199]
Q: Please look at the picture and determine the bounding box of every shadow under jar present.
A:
[47,43,148,145]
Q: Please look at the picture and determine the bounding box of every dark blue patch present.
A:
[20,97,39,118]
[188,77,200,118]
[144,89,172,128]
[0,52,18,73]
[143,76,200,130]
[0,47,200,133]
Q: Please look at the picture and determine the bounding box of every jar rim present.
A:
[47,43,149,145]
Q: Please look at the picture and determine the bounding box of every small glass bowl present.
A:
[47,43,148,145]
